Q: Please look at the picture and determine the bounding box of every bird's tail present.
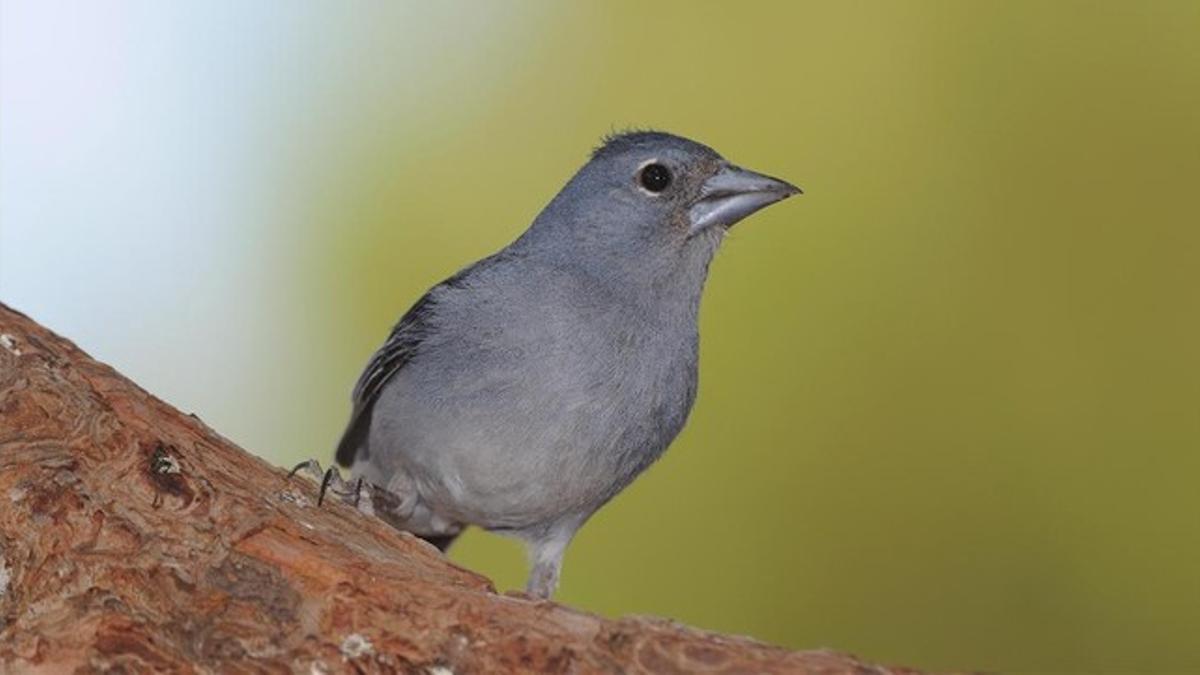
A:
[419,532,461,552]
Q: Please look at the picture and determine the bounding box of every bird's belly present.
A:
[368,357,695,531]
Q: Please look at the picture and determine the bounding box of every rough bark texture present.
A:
[0,303,921,674]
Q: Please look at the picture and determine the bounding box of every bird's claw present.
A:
[288,458,324,482]
[287,459,370,511]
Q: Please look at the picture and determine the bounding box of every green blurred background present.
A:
[2,1,1199,671]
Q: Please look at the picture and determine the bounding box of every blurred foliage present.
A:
[5,1,1199,672]
[292,2,1200,672]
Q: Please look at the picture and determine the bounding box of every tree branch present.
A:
[0,303,922,674]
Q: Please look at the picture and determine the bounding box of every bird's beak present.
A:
[688,164,801,236]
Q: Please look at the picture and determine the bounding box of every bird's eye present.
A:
[638,163,672,193]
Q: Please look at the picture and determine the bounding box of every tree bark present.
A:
[0,303,922,674]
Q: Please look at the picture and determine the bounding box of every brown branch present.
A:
[0,302,923,674]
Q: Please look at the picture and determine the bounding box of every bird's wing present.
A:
[334,251,510,467]
[335,291,436,467]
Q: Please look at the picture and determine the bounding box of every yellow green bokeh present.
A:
[287,3,1200,672]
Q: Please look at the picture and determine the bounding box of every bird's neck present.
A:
[513,227,723,322]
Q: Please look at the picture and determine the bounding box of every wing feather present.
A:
[334,292,435,466]
[334,251,509,467]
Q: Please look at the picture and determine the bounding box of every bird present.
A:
[326,130,800,599]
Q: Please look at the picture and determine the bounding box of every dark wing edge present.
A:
[334,292,435,467]
[334,250,511,467]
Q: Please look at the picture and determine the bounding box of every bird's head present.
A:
[521,131,801,285]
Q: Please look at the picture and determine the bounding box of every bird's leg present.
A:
[525,535,571,599]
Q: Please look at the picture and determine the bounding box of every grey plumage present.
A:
[336,131,799,597]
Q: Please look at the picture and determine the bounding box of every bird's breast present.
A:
[381,271,703,527]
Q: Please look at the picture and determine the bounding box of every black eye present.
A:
[638,163,672,193]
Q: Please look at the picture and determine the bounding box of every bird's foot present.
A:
[525,564,559,600]
[286,459,374,515]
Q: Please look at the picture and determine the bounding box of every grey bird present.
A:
[331,131,799,598]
